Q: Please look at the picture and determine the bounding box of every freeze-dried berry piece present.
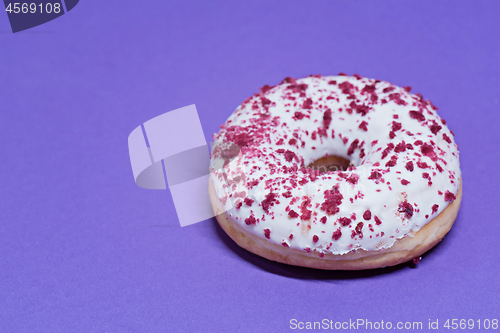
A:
[409,110,425,121]
[398,201,414,219]
[294,111,305,119]
[445,191,456,202]
[321,186,343,215]
[389,93,407,105]
[347,139,359,156]
[355,222,364,235]
[395,141,407,153]
[381,143,395,159]
[417,161,429,169]
[359,121,368,131]
[303,98,313,109]
[332,228,342,241]
[338,217,351,226]
[430,121,442,135]
[392,122,402,131]
[369,171,382,180]
[261,192,277,212]
[443,133,452,144]
[323,109,332,128]
[284,150,297,162]
[245,216,257,225]
[349,101,370,116]
[264,229,271,239]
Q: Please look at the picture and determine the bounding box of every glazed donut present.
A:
[209,74,461,270]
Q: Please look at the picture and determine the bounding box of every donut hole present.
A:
[306,155,352,174]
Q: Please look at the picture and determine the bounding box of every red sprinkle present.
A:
[421,143,438,161]
[369,171,382,180]
[430,121,442,135]
[261,192,277,212]
[332,228,342,241]
[392,122,402,131]
[338,81,355,95]
[388,93,407,105]
[303,98,313,109]
[338,217,351,226]
[300,197,312,220]
[398,201,414,219]
[363,210,372,220]
[294,111,305,119]
[346,174,359,185]
[347,139,359,156]
[385,155,398,167]
[244,198,254,206]
[349,101,370,116]
[245,216,257,225]
[351,222,364,239]
[443,133,452,144]
[287,82,307,94]
[260,84,274,93]
[264,228,271,239]
[395,141,407,153]
[321,186,344,215]
[417,161,429,169]
[359,121,368,131]
[381,143,395,159]
[323,109,332,128]
[444,191,456,202]
[284,150,297,162]
[409,110,425,122]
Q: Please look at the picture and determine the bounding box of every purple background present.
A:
[1,1,499,332]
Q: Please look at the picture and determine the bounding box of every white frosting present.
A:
[210,75,460,256]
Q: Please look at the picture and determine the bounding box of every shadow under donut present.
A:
[211,210,460,280]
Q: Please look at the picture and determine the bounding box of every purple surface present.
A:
[1,1,499,332]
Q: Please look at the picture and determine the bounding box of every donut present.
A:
[209,74,462,270]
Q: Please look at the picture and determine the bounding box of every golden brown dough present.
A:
[210,178,462,270]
